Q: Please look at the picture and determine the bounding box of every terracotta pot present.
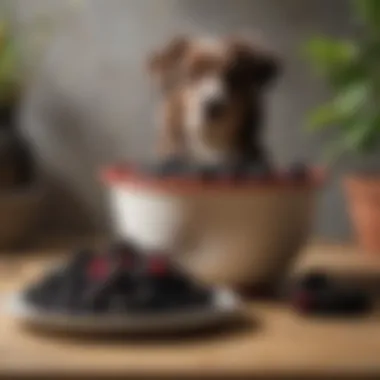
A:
[344,175,380,254]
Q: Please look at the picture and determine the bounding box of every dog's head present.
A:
[148,35,280,164]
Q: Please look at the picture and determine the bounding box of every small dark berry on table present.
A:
[296,271,330,292]
[322,287,372,315]
[291,272,372,316]
[292,290,316,313]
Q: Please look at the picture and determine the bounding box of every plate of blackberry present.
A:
[7,243,243,334]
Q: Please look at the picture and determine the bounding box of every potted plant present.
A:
[0,16,43,248]
[0,19,35,187]
[0,1,88,248]
[0,3,70,187]
[0,21,20,123]
[304,0,380,254]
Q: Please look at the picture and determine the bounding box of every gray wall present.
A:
[11,0,356,240]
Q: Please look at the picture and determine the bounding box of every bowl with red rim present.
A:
[101,164,325,288]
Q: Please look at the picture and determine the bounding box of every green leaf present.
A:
[306,82,369,132]
[0,39,19,82]
[345,121,373,150]
[307,103,345,131]
[354,116,380,152]
[322,121,372,163]
[333,82,369,115]
[332,60,368,89]
[352,0,380,31]
[324,112,380,162]
[304,1,380,160]
[0,34,21,102]
[303,37,358,74]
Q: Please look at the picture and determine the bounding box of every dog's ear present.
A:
[253,49,280,87]
[227,36,281,89]
[148,36,190,90]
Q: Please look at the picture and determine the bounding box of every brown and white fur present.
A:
[148,35,280,167]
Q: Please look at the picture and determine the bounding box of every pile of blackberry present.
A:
[24,242,211,315]
[144,158,309,181]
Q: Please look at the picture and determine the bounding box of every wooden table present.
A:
[1,242,380,379]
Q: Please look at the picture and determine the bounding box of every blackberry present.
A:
[297,272,330,292]
[287,162,309,180]
[83,266,134,313]
[146,157,189,177]
[249,163,272,178]
[22,242,215,316]
[291,272,372,316]
[314,287,372,316]
[24,270,64,308]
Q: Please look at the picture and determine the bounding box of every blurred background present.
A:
[0,0,374,246]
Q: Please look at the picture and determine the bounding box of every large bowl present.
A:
[102,165,324,288]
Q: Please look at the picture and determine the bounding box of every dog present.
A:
[148,35,280,167]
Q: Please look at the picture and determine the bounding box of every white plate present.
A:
[7,288,243,334]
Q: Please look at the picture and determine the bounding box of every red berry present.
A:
[87,257,108,279]
[293,291,314,312]
[122,256,132,269]
[148,257,168,276]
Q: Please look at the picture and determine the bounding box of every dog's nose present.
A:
[204,98,227,120]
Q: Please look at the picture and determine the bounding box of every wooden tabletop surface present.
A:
[1,242,380,379]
